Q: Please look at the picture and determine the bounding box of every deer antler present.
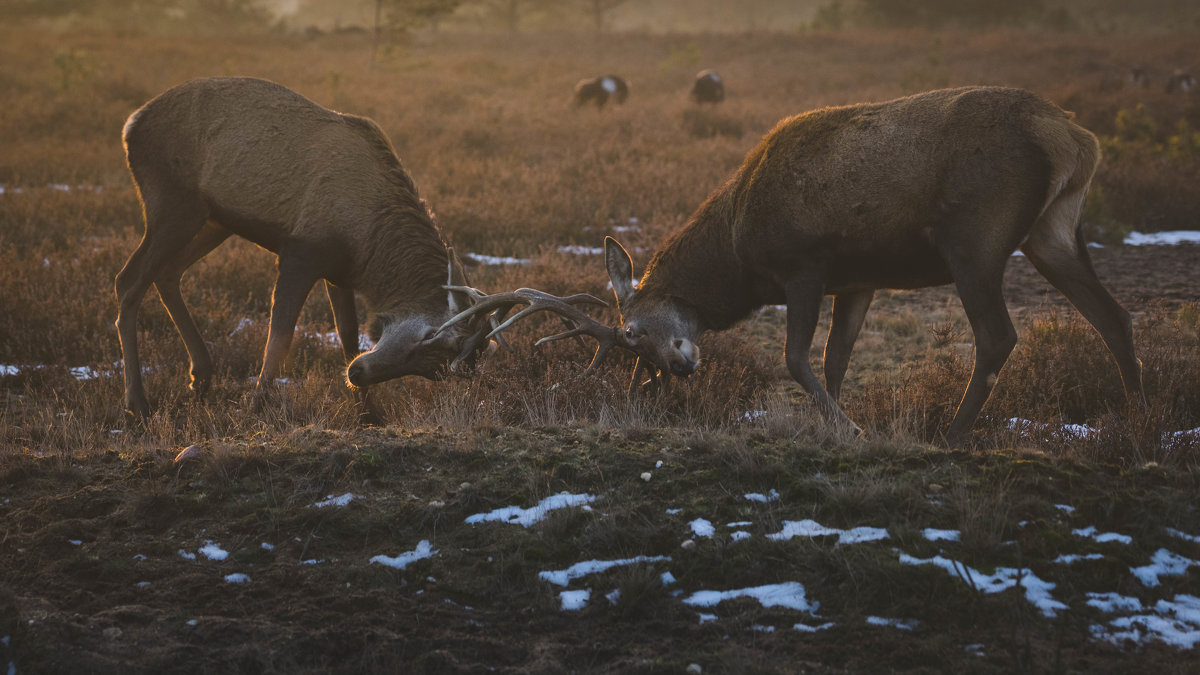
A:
[437,287,620,374]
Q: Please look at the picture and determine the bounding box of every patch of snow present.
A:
[1124,230,1200,246]
[698,613,718,624]
[1054,504,1076,513]
[1164,427,1200,449]
[560,588,591,611]
[557,245,605,256]
[605,589,621,605]
[538,555,672,587]
[665,508,683,515]
[199,542,229,561]
[793,621,836,633]
[899,553,1067,617]
[1131,548,1200,587]
[465,252,531,266]
[465,492,597,527]
[370,540,438,570]
[661,571,677,586]
[1090,594,1200,649]
[1007,417,1096,440]
[922,528,961,542]
[1167,528,1200,544]
[683,582,819,613]
[730,531,752,543]
[867,616,919,630]
[69,366,101,380]
[1054,553,1105,564]
[1073,526,1133,545]
[689,519,715,538]
[767,519,889,546]
[178,549,196,561]
[312,492,356,508]
[750,624,775,633]
[1087,592,1144,613]
[744,489,780,503]
[224,573,251,584]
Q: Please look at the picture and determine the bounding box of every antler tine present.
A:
[436,288,533,335]
[486,289,622,373]
[439,285,624,374]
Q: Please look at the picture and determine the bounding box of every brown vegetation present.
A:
[1,22,1198,673]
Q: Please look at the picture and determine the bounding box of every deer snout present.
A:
[667,338,699,377]
[346,360,369,388]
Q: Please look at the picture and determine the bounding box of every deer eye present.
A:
[624,327,637,342]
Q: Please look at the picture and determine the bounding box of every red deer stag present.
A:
[445,87,1146,446]
[115,77,501,419]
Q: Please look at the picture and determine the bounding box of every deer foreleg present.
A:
[259,255,319,385]
[784,274,861,435]
[325,281,361,363]
[824,290,873,401]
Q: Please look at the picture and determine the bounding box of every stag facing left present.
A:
[115,77,495,421]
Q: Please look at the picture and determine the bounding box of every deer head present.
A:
[346,248,489,387]
[603,237,702,379]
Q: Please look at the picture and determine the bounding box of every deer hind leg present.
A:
[1021,193,1145,404]
[784,273,861,435]
[154,222,232,401]
[823,290,873,401]
[258,251,320,386]
[114,192,209,417]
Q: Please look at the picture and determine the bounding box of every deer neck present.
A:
[357,200,450,316]
[641,189,758,331]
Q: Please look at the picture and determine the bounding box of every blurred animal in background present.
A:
[690,69,725,104]
[574,75,629,108]
[1129,67,1149,88]
[115,77,502,422]
[1166,69,1195,93]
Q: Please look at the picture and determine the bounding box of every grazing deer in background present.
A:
[447,87,1146,446]
[1166,69,1195,93]
[690,70,725,104]
[1129,67,1150,89]
[573,75,629,108]
[116,77,498,420]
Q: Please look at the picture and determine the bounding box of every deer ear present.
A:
[604,236,636,309]
[445,247,472,314]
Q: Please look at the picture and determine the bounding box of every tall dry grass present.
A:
[1,26,1198,464]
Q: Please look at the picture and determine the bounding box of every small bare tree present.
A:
[581,0,629,32]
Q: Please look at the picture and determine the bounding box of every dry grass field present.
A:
[1,20,1199,673]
